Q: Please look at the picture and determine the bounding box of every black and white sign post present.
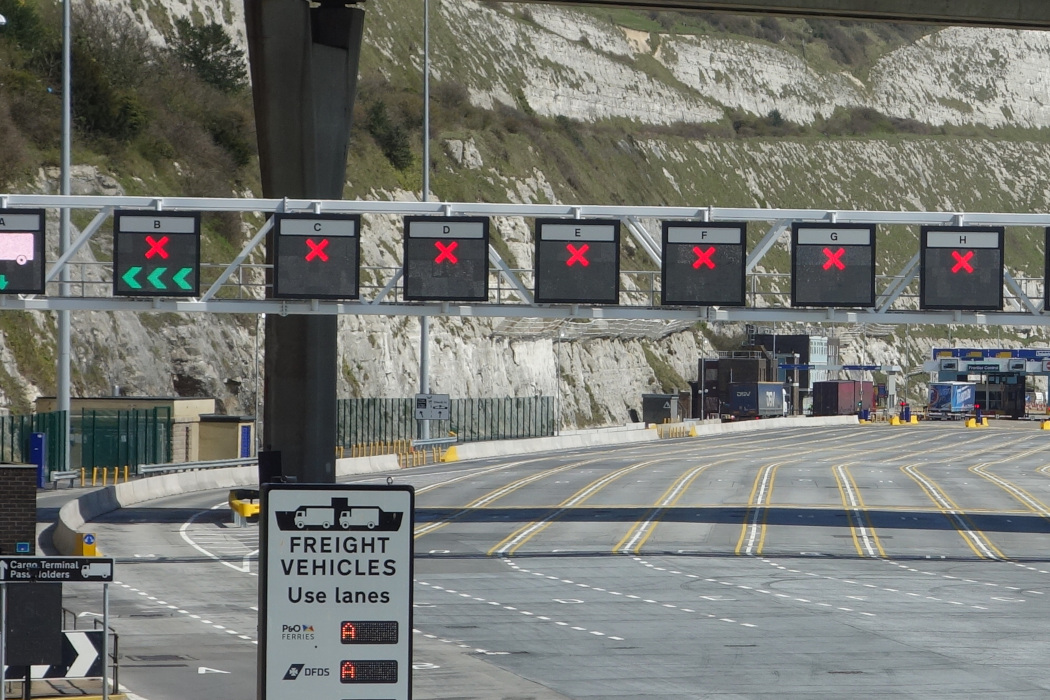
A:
[259,484,414,700]
[1,556,114,700]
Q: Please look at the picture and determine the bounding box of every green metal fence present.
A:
[336,397,555,446]
[0,410,67,474]
[74,408,173,471]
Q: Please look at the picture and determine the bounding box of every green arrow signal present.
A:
[122,266,143,289]
[172,267,193,290]
[0,276,8,291]
[147,267,167,289]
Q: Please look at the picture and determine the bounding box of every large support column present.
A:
[245,0,365,483]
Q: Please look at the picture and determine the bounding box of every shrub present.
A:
[170,18,247,94]
[366,101,413,171]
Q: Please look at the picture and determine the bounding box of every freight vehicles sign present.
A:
[259,484,414,700]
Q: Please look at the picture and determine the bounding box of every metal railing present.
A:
[138,456,256,476]
[336,396,555,446]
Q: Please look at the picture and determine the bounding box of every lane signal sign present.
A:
[534,219,620,304]
[272,213,360,300]
[403,216,489,302]
[113,211,200,297]
[661,222,746,307]
[920,226,1003,311]
[790,223,876,308]
[0,209,47,295]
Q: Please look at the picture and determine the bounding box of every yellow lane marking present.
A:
[735,462,784,556]
[614,459,729,554]
[833,463,886,558]
[901,464,1005,560]
[488,458,669,556]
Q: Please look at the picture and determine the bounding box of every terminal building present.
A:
[924,348,1049,418]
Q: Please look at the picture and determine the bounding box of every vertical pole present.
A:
[57,0,72,471]
[1,582,6,700]
[102,583,109,700]
[555,333,563,435]
[419,316,430,441]
[418,0,431,443]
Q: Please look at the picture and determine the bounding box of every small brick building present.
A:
[0,464,36,555]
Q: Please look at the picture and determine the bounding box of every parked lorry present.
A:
[726,382,785,419]
[812,380,876,416]
[927,381,976,419]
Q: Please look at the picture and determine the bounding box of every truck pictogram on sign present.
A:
[274,497,403,532]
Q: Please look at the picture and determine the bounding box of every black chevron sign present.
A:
[2,630,103,680]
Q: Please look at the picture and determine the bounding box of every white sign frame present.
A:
[258,484,414,700]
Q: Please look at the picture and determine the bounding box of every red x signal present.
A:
[305,237,329,262]
[822,247,845,271]
[566,243,590,267]
[145,235,169,259]
[951,250,974,274]
[692,246,716,269]
[434,240,458,264]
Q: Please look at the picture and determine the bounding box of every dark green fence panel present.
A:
[337,397,554,446]
[75,407,172,471]
[0,410,67,475]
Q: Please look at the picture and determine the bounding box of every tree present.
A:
[170,18,247,94]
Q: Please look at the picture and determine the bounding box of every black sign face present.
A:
[403,216,489,301]
[0,208,46,294]
[920,226,1003,311]
[661,221,746,306]
[791,223,876,308]
[534,219,620,304]
[273,213,360,299]
[113,211,200,296]
[0,556,115,583]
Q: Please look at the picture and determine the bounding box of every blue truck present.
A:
[927,381,976,420]
[726,382,786,419]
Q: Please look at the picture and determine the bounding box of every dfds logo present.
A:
[281,623,316,641]
[283,664,329,680]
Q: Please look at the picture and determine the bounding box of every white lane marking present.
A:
[835,464,878,558]
[902,465,1001,560]
[179,501,257,574]
[742,463,780,556]
[503,558,758,628]
[416,581,624,641]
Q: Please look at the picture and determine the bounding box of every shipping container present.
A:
[812,380,877,416]
[726,382,785,419]
[812,380,858,416]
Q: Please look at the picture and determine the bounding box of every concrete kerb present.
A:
[52,419,858,555]
[54,456,399,556]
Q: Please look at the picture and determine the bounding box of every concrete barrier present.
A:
[53,417,858,554]
[54,456,400,555]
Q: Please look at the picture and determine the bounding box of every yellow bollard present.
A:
[91,466,98,486]
[74,532,97,556]
[80,467,86,485]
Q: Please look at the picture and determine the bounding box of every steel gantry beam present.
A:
[1,193,1049,327]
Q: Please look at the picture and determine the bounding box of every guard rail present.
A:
[138,457,257,476]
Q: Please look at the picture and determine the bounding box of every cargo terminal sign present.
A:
[259,484,414,700]
[0,556,114,583]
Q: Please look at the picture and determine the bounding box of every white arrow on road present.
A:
[198,667,230,675]
[77,612,103,619]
